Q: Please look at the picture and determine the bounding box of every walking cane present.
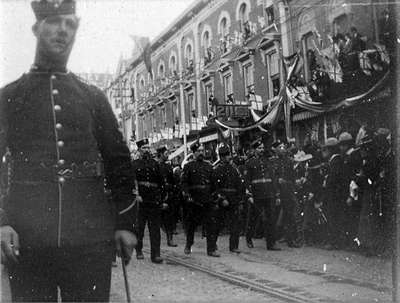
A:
[121,257,132,303]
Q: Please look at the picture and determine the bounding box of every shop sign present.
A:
[215,104,249,119]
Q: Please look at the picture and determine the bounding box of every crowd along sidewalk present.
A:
[160,231,392,303]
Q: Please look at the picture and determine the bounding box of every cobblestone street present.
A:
[110,254,283,303]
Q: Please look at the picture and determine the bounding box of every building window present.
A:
[243,62,254,96]
[185,43,194,73]
[265,5,274,26]
[238,3,249,31]
[202,31,213,65]
[204,82,213,114]
[187,92,196,116]
[220,17,229,37]
[266,51,281,98]
[169,55,177,75]
[223,73,233,103]
[301,32,316,82]
[161,107,166,127]
[158,64,165,79]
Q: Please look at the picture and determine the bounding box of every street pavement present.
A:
[157,229,392,303]
[1,227,393,302]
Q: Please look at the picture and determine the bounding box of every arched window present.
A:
[202,31,210,49]
[239,3,248,24]
[220,17,228,37]
[185,42,194,72]
[185,43,193,61]
[158,63,165,79]
[169,55,177,74]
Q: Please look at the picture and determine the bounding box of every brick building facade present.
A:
[106,0,394,156]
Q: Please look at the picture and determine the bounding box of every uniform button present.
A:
[52,89,59,95]
[51,75,57,80]
[57,140,64,147]
[58,176,65,184]
[58,159,65,165]
[55,123,62,130]
[54,104,62,112]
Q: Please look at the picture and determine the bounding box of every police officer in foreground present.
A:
[245,140,281,251]
[212,144,245,253]
[133,139,165,263]
[0,1,137,301]
[181,141,220,257]
[157,145,177,247]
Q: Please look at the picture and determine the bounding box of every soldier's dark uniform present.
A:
[157,146,177,246]
[212,146,245,252]
[322,138,346,248]
[273,150,301,247]
[0,66,136,301]
[181,144,218,255]
[245,144,278,249]
[132,142,164,261]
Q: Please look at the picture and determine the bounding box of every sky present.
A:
[0,0,192,86]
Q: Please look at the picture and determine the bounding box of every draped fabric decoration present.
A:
[288,70,390,113]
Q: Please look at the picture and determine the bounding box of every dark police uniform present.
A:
[273,154,301,247]
[158,154,176,246]
[181,157,218,254]
[245,153,277,249]
[212,158,245,252]
[132,155,163,260]
[0,67,136,301]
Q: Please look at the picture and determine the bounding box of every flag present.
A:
[130,35,152,77]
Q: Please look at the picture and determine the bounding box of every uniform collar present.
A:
[30,64,69,74]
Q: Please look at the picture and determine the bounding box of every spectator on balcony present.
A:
[379,9,395,52]
[350,26,366,53]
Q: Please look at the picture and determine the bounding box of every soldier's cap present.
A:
[322,137,339,148]
[338,132,353,144]
[218,144,230,157]
[136,138,149,149]
[156,145,168,155]
[190,140,201,152]
[31,0,76,21]
[251,139,263,149]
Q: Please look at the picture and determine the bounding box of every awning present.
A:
[168,140,195,160]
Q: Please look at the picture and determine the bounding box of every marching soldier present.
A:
[321,137,346,250]
[0,1,137,301]
[133,139,165,263]
[212,144,245,253]
[181,141,220,257]
[157,145,177,247]
[273,141,302,248]
[244,140,281,251]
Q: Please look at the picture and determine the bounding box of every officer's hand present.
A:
[162,203,169,210]
[276,198,281,206]
[115,230,137,265]
[308,192,314,200]
[136,195,143,204]
[1,225,19,264]
[346,197,353,207]
[222,199,229,207]
[278,178,284,184]
[248,197,254,204]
